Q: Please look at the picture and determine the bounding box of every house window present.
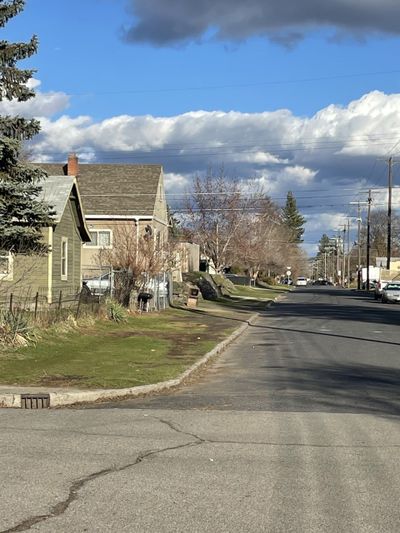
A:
[85,230,112,248]
[0,252,13,281]
[61,237,68,280]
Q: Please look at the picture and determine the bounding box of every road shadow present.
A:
[254,360,400,417]
[261,296,400,328]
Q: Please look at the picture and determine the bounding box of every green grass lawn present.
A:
[230,284,281,300]
[0,307,242,390]
[0,282,280,390]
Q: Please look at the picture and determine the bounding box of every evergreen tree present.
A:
[0,0,52,253]
[314,233,336,279]
[282,191,306,243]
[317,233,331,255]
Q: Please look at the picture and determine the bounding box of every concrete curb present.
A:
[0,312,259,409]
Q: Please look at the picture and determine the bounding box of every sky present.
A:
[3,0,400,254]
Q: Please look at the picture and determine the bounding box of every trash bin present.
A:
[187,287,199,308]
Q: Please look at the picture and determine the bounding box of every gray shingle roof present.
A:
[38,175,91,241]
[38,163,163,217]
[40,175,75,223]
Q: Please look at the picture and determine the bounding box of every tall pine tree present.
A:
[282,191,306,243]
[0,0,52,254]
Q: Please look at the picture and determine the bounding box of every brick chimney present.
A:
[67,153,79,176]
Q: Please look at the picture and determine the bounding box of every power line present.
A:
[68,69,400,97]
[32,138,400,160]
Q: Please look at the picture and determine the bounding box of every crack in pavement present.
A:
[153,416,400,449]
[4,416,400,532]
[154,417,206,443]
[1,429,200,532]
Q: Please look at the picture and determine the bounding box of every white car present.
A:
[381,282,400,303]
[296,277,307,286]
[83,272,111,295]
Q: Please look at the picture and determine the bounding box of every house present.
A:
[172,242,200,281]
[40,155,169,278]
[375,257,400,270]
[0,175,91,303]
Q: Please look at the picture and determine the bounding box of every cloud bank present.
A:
[4,83,400,248]
[122,0,400,46]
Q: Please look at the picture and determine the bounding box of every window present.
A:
[85,229,112,248]
[0,252,13,281]
[61,237,68,280]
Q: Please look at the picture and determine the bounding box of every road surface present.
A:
[1,287,400,532]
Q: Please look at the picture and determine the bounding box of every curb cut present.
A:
[0,312,259,409]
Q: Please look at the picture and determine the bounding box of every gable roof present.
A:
[39,163,163,218]
[40,175,74,223]
[40,175,91,241]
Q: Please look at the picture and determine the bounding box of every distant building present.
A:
[375,257,400,270]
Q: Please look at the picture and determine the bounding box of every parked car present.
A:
[374,280,390,300]
[362,280,376,290]
[83,272,111,295]
[381,282,400,303]
[296,277,307,286]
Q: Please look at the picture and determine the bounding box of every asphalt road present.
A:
[100,286,400,414]
[1,287,400,532]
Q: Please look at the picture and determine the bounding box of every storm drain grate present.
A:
[21,394,50,409]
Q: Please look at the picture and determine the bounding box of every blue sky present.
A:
[3,0,400,253]
[6,0,400,119]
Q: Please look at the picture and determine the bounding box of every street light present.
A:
[349,201,369,289]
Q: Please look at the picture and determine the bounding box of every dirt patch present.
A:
[39,375,88,386]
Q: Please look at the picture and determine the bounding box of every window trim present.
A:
[61,237,68,280]
[0,251,13,281]
[84,229,113,249]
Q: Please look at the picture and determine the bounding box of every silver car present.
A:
[381,282,400,303]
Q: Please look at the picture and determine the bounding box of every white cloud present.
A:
[0,79,70,118]
[6,84,400,253]
[305,212,348,234]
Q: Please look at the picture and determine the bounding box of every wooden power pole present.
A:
[366,189,372,291]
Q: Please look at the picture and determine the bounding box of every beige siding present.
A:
[82,220,137,273]
[82,218,169,273]
[81,173,169,274]
[0,231,49,300]
[153,174,168,223]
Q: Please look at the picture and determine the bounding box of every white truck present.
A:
[361,266,381,283]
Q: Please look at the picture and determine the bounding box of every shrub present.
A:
[0,310,34,346]
[106,299,128,323]
[259,275,276,286]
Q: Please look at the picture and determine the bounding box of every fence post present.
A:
[9,293,13,314]
[34,292,39,320]
[58,291,63,312]
[75,289,83,320]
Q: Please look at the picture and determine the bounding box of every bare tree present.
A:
[184,171,262,272]
[361,210,400,263]
[183,170,308,280]
[98,224,175,306]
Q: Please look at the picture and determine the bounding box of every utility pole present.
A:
[347,218,351,287]
[350,200,368,290]
[387,156,393,270]
[342,225,347,287]
[378,157,397,270]
[336,236,340,284]
[357,203,361,289]
[324,251,327,280]
[366,189,372,291]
